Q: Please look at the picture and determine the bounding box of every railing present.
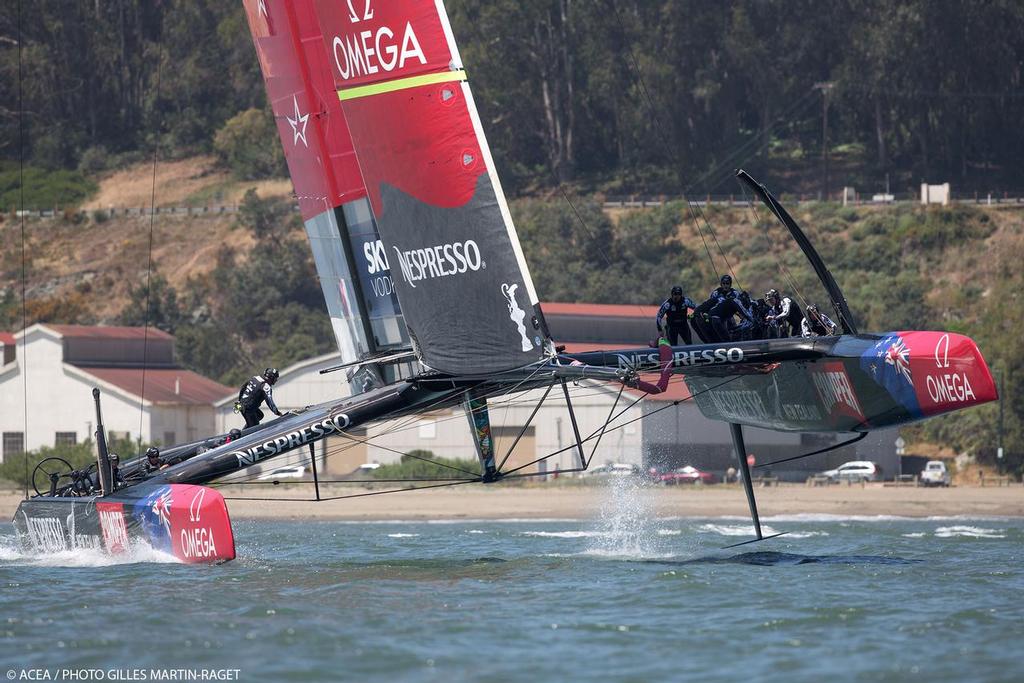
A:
[602,193,1024,209]
[8,203,302,220]
[6,192,1024,220]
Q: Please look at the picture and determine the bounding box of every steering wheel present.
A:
[31,457,75,497]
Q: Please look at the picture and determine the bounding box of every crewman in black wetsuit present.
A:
[144,447,163,473]
[237,367,283,428]
[693,275,751,342]
[656,286,696,345]
[764,289,804,338]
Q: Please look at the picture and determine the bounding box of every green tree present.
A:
[213,108,286,180]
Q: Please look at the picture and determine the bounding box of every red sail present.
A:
[242,0,367,219]
[312,0,549,375]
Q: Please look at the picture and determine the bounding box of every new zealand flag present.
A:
[860,333,922,418]
[132,486,174,553]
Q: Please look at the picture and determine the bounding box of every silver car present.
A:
[820,461,880,483]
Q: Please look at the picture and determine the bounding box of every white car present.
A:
[587,463,640,477]
[820,461,880,483]
[919,461,951,487]
[256,465,306,481]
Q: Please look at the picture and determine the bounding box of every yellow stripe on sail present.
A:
[337,70,468,101]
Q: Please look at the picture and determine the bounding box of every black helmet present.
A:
[228,428,242,440]
[807,304,819,315]
[264,367,280,384]
[671,286,683,296]
[146,447,160,460]
[766,288,780,301]
[720,274,732,287]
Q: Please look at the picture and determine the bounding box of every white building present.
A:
[0,324,233,461]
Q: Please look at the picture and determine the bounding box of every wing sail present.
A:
[311,0,551,375]
[243,0,407,380]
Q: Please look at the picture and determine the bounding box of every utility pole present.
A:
[814,82,834,201]
[997,366,1004,473]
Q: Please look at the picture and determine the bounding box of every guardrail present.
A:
[602,193,1024,209]
[8,203,303,220]
[6,193,1024,220]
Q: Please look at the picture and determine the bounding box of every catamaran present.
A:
[13,0,997,563]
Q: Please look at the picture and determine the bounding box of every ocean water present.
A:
[2,484,1022,682]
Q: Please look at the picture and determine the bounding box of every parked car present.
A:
[587,463,641,477]
[819,461,880,483]
[659,465,717,485]
[918,460,951,487]
[257,465,306,481]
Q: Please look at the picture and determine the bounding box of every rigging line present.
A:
[683,88,821,195]
[363,367,541,453]
[740,181,810,309]
[606,1,721,282]
[211,477,478,486]
[501,373,746,476]
[554,186,652,321]
[584,383,624,469]
[222,478,480,503]
[138,35,165,445]
[17,0,28,500]
[218,374,625,486]
[211,377,551,485]
[754,432,868,469]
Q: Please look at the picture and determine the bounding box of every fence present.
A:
[6,192,1024,220]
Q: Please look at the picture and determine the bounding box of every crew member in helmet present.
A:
[693,275,744,342]
[764,289,804,338]
[656,286,696,345]
[237,367,283,428]
[801,304,839,338]
[144,447,163,473]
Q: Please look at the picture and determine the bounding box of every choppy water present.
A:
[2,484,1022,682]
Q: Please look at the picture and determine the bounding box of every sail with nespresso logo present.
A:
[311,0,551,375]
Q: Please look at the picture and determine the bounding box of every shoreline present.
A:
[4,483,1021,522]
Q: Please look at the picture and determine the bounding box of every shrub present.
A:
[0,163,97,212]
[213,108,286,180]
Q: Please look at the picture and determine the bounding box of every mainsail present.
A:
[312,0,551,375]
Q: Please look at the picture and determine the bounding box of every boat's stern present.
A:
[14,484,235,563]
[859,331,998,420]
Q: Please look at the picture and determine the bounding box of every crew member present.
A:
[238,367,283,428]
[692,275,740,342]
[656,286,695,345]
[764,289,804,338]
[801,304,839,338]
[144,447,163,473]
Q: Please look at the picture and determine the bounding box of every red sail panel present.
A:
[242,0,366,220]
[311,0,548,375]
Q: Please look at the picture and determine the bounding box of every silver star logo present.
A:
[257,0,268,18]
[286,94,309,148]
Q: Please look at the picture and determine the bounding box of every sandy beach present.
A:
[3,482,1021,521]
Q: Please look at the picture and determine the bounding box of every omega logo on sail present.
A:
[332,0,427,83]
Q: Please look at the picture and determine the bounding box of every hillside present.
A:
[4,156,1023,327]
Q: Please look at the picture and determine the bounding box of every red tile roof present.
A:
[46,324,173,340]
[542,302,659,319]
[0,332,15,346]
[84,367,233,405]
